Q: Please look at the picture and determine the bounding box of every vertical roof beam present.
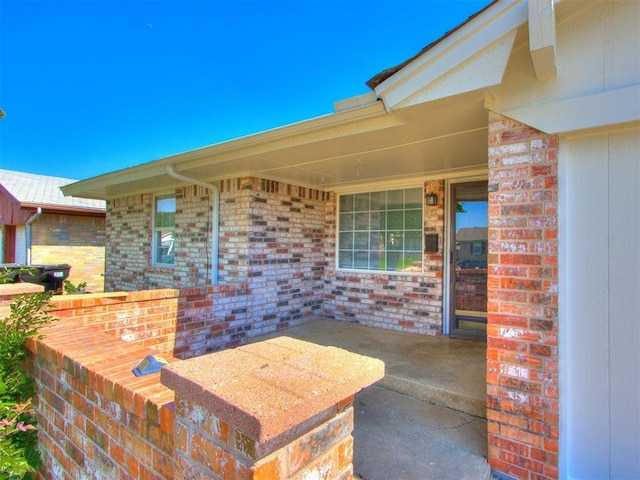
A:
[529,0,558,80]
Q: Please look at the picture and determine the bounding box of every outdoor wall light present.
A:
[426,193,438,206]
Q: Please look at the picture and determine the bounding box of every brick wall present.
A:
[105,194,153,291]
[106,177,452,338]
[486,112,559,480]
[31,213,106,292]
[48,287,250,359]
[322,180,445,335]
[220,178,329,334]
[24,292,382,480]
[25,288,251,478]
[26,320,176,479]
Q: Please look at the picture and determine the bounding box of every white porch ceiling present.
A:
[63,90,489,200]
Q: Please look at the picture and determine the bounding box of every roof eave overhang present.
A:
[20,202,106,217]
[62,101,402,200]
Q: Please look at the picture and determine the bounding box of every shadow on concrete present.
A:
[254,319,491,480]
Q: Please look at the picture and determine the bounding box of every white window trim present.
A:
[152,193,176,268]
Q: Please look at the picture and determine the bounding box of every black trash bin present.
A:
[20,264,71,293]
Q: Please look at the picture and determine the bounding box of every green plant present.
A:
[63,280,87,295]
[0,389,38,479]
[0,270,55,479]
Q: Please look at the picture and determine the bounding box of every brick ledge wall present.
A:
[24,291,383,479]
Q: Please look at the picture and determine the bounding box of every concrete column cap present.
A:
[161,336,384,442]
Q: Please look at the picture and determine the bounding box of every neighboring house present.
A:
[63,1,639,479]
[0,169,106,292]
[456,227,488,268]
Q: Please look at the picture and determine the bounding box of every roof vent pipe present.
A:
[166,166,219,285]
[25,207,42,265]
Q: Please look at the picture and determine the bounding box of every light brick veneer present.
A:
[219,178,329,334]
[322,180,445,335]
[486,112,559,480]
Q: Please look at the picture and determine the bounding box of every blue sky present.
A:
[0,0,489,181]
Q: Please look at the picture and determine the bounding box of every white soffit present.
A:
[375,0,527,110]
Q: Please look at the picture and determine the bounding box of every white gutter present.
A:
[25,207,42,265]
[166,166,219,285]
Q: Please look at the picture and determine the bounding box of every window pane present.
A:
[387,189,404,209]
[369,251,382,270]
[354,251,369,268]
[155,195,176,265]
[385,252,402,271]
[338,251,353,268]
[402,252,422,270]
[405,231,422,250]
[340,195,354,213]
[155,211,175,229]
[354,212,369,230]
[387,232,403,251]
[370,191,385,210]
[369,211,383,230]
[370,232,383,251]
[354,232,369,250]
[339,232,353,250]
[155,196,176,227]
[405,209,422,229]
[155,230,174,265]
[387,210,403,230]
[340,212,354,231]
[354,193,369,212]
[156,196,175,213]
[405,188,422,208]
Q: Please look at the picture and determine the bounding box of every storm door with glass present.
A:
[449,182,488,339]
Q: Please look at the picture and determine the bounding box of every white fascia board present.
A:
[529,0,557,80]
[397,31,517,108]
[497,84,640,134]
[375,0,528,111]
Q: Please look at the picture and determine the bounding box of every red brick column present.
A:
[486,112,559,480]
[162,337,384,479]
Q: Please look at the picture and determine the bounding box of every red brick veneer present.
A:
[486,112,559,480]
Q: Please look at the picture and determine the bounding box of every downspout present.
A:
[166,166,219,285]
[25,207,42,265]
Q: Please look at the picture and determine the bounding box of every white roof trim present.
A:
[375,0,528,110]
[497,85,640,134]
[62,102,404,198]
[529,0,558,80]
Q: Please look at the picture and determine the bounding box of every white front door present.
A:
[14,225,26,264]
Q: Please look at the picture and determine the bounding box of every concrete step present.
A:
[379,374,486,418]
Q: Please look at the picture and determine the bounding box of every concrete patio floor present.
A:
[254,319,491,480]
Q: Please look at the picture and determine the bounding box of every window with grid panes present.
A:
[338,188,423,272]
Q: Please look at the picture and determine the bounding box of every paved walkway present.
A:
[254,319,491,480]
